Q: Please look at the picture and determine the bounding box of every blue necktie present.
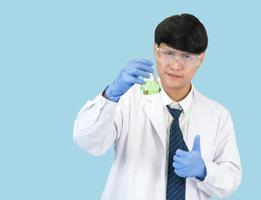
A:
[166,106,188,200]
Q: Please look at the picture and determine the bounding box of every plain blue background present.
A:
[1,0,260,199]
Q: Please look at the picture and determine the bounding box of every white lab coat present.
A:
[73,84,242,200]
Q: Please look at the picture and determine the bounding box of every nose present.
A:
[169,59,182,71]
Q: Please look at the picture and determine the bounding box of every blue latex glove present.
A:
[173,135,207,180]
[104,58,154,102]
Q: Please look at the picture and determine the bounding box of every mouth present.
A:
[166,73,183,79]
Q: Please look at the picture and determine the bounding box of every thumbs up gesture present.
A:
[173,135,207,180]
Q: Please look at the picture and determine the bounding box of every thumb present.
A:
[192,135,201,152]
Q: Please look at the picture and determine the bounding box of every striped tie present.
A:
[166,105,188,200]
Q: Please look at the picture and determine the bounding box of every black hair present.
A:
[154,13,208,54]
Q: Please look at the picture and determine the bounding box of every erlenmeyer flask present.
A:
[140,69,161,95]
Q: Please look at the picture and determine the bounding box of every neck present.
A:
[164,84,192,102]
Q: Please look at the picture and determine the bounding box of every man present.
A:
[73,13,242,200]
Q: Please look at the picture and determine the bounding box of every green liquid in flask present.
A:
[140,80,161,95]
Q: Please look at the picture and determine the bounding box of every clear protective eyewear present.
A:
[154,47,200,68]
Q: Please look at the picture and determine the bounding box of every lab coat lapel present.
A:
[187,88,216,158]
[144,94,166,150]
[187,92,201,150]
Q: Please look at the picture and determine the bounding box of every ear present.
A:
[199,52,205,65]
[196,52,205,69]
[152,43,158,59]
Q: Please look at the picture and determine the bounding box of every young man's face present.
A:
[153,43,205,92]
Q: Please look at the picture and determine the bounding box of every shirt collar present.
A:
[158,77,194,115]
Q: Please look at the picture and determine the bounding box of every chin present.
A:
[162,77,184,89]
[162,82,184,91]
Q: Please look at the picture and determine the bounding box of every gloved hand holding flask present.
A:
[104,58,154,102]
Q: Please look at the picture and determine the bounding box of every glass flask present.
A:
[140,71,161,95]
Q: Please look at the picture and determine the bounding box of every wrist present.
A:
[196,166,207,181]
[104,86,120,102]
